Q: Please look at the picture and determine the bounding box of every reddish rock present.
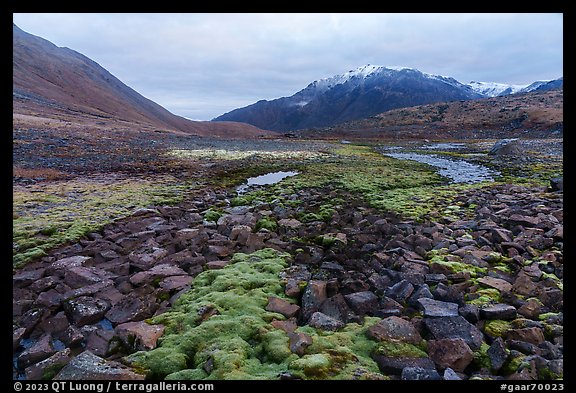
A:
[288,332,313,356]
[367,316,422,344]
[129,264,187,286]
[427,338,474,372]
[511,273,539,296]
[206,260,230,269]
[64,266,112,289]
[266,297,300,318]
[25,348,72,380]
[47,256,93,277]
[105,294,158,325]
[17,333,56,368]
[507,327,546,345]
[271,318,297,333]
[480,304,517,320]
[115,321,165,351]
[478,276,513,292]
[159,275,193,291]
[344,291,379,316]
[85,329,115,357]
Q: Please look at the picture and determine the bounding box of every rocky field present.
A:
[12,137,563,381]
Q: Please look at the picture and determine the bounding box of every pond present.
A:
[237,171,299,194]
[384,152,498,184]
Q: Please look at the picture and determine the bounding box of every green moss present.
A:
[203,209,223,223]
[128,347,189,379]
[539,312,561,322]
[373,341,428,358]
[126,248,295,380]
[484,320,512,338]
[289,354,332,378]
[501,353,526,375]
[255,217,278,232]
[426,249,487,277]
[466,288,502,305]
[472,342,492,370]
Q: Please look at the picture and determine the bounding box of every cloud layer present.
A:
[13,13,563,120]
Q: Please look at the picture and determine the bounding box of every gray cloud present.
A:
[13,13,563,120]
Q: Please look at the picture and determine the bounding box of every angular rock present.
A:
[372,355,436,376]
[63,296,110,327]
[129,264,187,286]
[478,276,513,292]
[517,298,543,320]
[416,298,459,318]
[266,297,300,318]
[115,321,165,351]
[443,367,463,380]
[85,329,115,357]
[159,275,193,291]
[487,337,508,371]
[301,280,327,321]
[13,269,44,288]
[427,338,474,372]
[36,311,69,336]
[343,291,379,316]
[288,332,313,356]
[271,318,298,333]
[105,294,158,325]
[385,279,414,303]
[480,304,517,320]
[319,294,352,323]
[308,312,344,331]
[64,266,112,289]
[60,326,84,347]
[401,366,442,380]
[366,316,422,344]
[54,350,144,380]
[25,348,71,380]
[511,273,539,297]
[17,333,56,369]
[47,256,93,276]
[459,304,480,324]
[423,316,484,350]
[507,327,546,345]
[13,327,26,351]
[33,289,64,310]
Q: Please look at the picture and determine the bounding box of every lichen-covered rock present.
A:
[367,316,422,345]
[427,338,474,372]
[54,351,144,380]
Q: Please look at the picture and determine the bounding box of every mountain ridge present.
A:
[13,24,271,138]
[213,64,562,132]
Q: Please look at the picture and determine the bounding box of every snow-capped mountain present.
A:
[213,65,483,131]
[467,81,529,97]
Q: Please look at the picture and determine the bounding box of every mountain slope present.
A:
[13,24,270,138]
[294,89,563,140]
[213,65,484,131]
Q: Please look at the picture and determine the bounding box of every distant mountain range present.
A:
[12,24,270,138]
[213,64,562,132]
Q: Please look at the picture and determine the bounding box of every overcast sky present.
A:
[13,13,563,121]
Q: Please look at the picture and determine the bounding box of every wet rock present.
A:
[416,298,459,318]
[114,321,165,351]
[308,311,345,331]
[17,333,56,369]
[480,304,517,320]
[25,348,71,380]
[266,297,300,318]
[54,350,144,380]
[366,316,422,344]
[423,316,484,350]
[343,291,379,316]
[64,296,110,327]
[401,366,442,380]
[427,338,474,372]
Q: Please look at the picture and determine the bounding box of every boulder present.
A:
[488,139,522,156]
[25,348,71,380]
[114,321,165,351]
[63,296,110,327]
[54,351,144,380]
[17,334,56,369]
[480,304,517,320]
[301,280,327,321]
[423,316,484,350]
[366,316,422,344]
[266,297,300,318]
[343,291,379,316]
[416,298,459,318]
[401,366,442,380]
[427,338,474,372]
[308,312,344,331]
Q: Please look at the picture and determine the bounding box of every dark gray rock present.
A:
[423,316,484,350]
[480,303,517,320]
[319,294,352,323]
[17,333,56,369]
[343,291,379,316]
[63,296,110,327]
[487,337,508,371]
[300,280,327,321]
[372,355,436,376]
[25,348,71,380]
[308,312,345,331]
[385,279,414,303]
[459,304,480,323]
[401,366,442,380]
[417,298,459,317]
[54,351,144,380]
[366,316,422,344]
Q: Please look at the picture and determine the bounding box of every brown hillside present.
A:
[13,24,272,139]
